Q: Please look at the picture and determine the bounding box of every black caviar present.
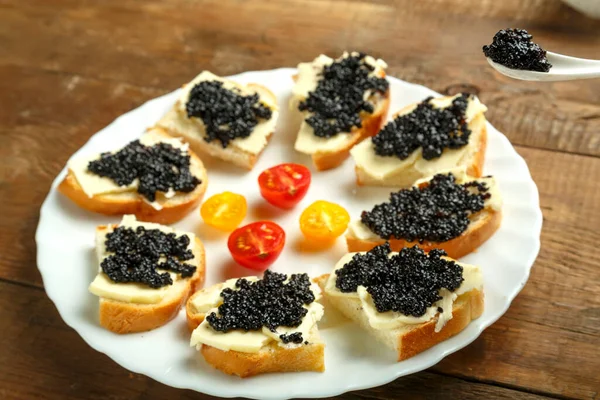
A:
[280,332,304,344]
[299,53,389,138]
[185,80,272,148]
[361,173,490,243]
[206,271,315,335]
[372,94,472,160]
[335,243,463,316]
[101,226,196,288]
[483,29,552,72]
[88,140,200,202]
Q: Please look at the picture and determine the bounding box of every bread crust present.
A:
[58,129,208,224]
[315,274,484,361]
[185,295,206,331]
[395,288,484,360]
[98,237,206,334]
[466,117,487,178]
[200,339,325,378]
[346,209,502,259]
[155,83,277,170]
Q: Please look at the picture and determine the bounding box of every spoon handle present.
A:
[546,52,600,80]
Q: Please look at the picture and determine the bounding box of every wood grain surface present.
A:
[0,0,599,399]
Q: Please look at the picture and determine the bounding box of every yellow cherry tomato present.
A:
[299,200,350,241]
[201,191,247,231]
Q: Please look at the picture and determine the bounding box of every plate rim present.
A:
[35,67,543,399]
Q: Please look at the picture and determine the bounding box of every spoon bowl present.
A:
[487,51,600,81]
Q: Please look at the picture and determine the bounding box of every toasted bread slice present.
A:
[201,327,325,378]
[95,224,206,334]
[58,128,208,224]
[315,274,484,361]
[291,73,390,171]
[347,169,502,259]
[187,278,325,377]
[354,108,488,187]
[156,78,279,170]
[347,209,502,259]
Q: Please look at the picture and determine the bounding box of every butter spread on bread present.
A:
[293,52,388,155]
[324,248,482,332]
[351,94,487,184]
[348,167,502,242]
[190,272,324,353]
[159,71,278,156]
[68,129,199,210]
[89,215,198,304]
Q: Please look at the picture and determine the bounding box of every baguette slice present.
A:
[346,170,502,259]
[58,128,208,225]
[200,326,325,378]
[156,77,278,170]
[354,101,488,187]
[307,85,390,171]
[187,280,325,378]
[95,224,206,334]
[291,53,391,171]
[347,209,502,259]
[315,274,483,361]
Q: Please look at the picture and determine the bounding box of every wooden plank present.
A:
[6,0,600,29]
[0,2,599,155]
[0,65,164,131]
[345,373,550,400]
[0,280,555,400]
[433,315,600,399]
[506,147,600,337]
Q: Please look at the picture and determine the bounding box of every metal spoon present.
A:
[487,51,600,81]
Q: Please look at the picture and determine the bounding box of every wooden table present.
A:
[1,0,599,399]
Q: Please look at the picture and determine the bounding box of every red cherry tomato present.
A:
[227,221,286,271]
[258,163,311,209]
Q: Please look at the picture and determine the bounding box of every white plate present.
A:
[36,68,542,399]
